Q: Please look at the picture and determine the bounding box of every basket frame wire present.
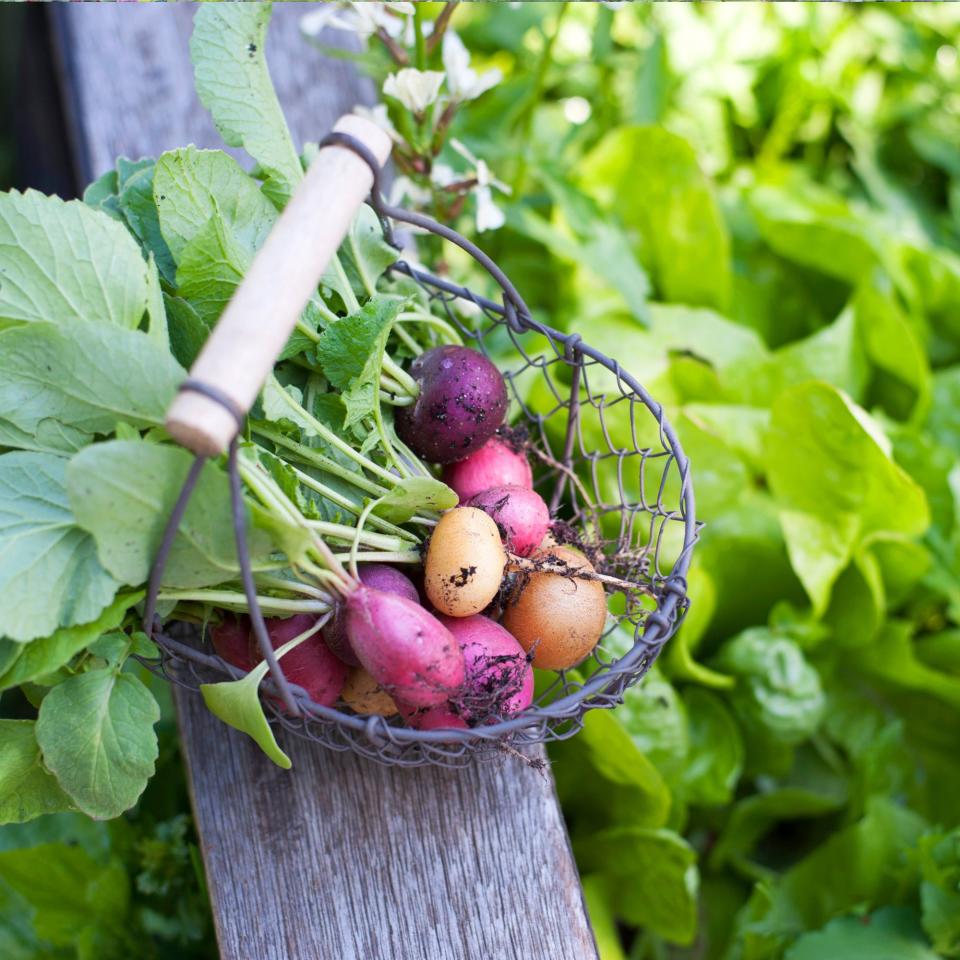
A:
[140,132,699,767]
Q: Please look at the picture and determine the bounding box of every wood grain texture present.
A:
[53,3,598,957]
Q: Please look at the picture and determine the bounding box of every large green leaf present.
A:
[581,125,731,311]
[0,319,184,439]
[766,382,930,613]
[575,827,699,945]
[786,908,940,960]
[67,440,274,590]
[680,687,744,806]
[0,591,141,692]
[36,668,160,820]
[0,452,120,643]
[190,2,303,199]
[153,146,276,263]
[0,190,149,329]
[0,721,74,825]
[0,841,129,948]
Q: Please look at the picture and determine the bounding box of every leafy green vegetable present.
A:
[0,451,120,643]
[36,668,160,820]
[373,477,458,523]
[190,2,303,200]
[0,190,150,329]
[67,440,274,590]
[0,722,74,825]
[581,125,731,311]
[0,319,185,439]
[785,908,941,960]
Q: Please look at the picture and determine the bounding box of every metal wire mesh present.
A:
[145,143,699,767]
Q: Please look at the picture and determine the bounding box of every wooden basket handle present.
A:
[164,114,393,457]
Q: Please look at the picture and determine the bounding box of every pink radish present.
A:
[466,484,551,557]
[211,614,257,674]
[325,563,420,666]
[345,586,465,708]
[442,438,532,501]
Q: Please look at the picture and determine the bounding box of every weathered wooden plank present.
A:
[52,4,598,958]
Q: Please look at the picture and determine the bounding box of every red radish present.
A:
[441,614,533,723]
[397,701,468,731]
[211,614,257,673]
[397,615,533,730]
[325,564,420,666]
[345,586,465,708]
[466,485,550,557]
[251,613,348,708]
[442,438,532,501]
[396,345,508,464]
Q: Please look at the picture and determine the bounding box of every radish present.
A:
[396,345,508,464]
[442,438,532,501]
[341,667,398,717]
[424,506,506,617]
[210,614,257,674]
[325,563,420,666]
[345,586,465,707]
[251,613,349,708]
[467,484,550,557]
[397,614,533,729]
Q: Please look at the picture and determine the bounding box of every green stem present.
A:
[294,318,320,343]
[290,464,413,540]
[332,254,361,314]
[413,4,427,69]
[255,426,389,498]
[254,575,331,601]
[349,499,379,578]
[382,354,419,395]
[397,312,463,344]
[158,590,331,616]
[266,374,398,485]
[393,322,423,356]
[332,549,422,564]
[307,520,411,552]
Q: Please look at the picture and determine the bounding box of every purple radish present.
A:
[396,614,533,729]
[326,564,420,666]
[442,614,533,724]
[467,484,551,557]
[345,586,465,708]
[396,345,508,464]
[251,613,349,709]
[442,438,533,501]
[211,614,257,674]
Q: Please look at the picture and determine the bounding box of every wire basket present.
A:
[143,133,699,768]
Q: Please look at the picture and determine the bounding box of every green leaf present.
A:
[190,2,303,200]
[0,591,141,692]
[786,908,940,960]
[0,189,150,328]
[175,211,250,326]
[681,687,744,806]
[338,205,400,299]
[374,477,458,523]
[0,417,89,456]
[36,668,160,819]
[581,875,627,960]
[0,721,74,824]
[917,828,960,956]
[115,160,176,284]
[164,292,210,369]
[618,668,689,780]
[766,382,930,614]
[551,707,671,830]
[574,827,699,945]
[317,296,403,390]
[0,319,185,438]
[0,842,129,947]
[67,440,274,589]
[581,125,731,311]
[713,628,824,745]
[0,452,120,643]
[153,146,276,263]
[200,661,291,770]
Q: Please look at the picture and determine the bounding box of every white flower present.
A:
[430,163,457,188]
[442,30,502,102]
[300,2,414,43]
[352,103,402,143]
[449,139,511,233]
[389,176,433,207]
[383,69,445,113]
